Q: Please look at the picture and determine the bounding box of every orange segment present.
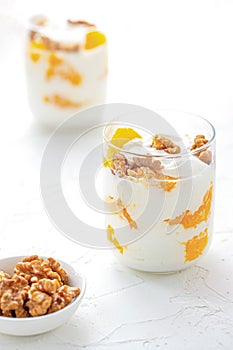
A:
[44,94,82,109]
[122,208,138,229]
[29,41,46,62]
[58,67,82,85]
[164,182,213,229]
[154,171,177,192]
[46,53,82,86]
[30,40,46,50]
[111,128,142,148]
[107,224,127,254]
[103,157,113,168]
[49,52,63,66]
[46,52,63,80]
[104,128,142,167]
[182,228,208,262]
[85,31,106,50]
[30,52,41,63]
[116,199,138,229]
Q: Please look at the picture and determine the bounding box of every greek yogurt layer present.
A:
[103,128,215,272]
[25,15,107,127]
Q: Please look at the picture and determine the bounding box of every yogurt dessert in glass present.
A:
[25,15,107,127]
[103,111,215,273]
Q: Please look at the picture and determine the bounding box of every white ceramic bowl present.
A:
[0,256,86,336]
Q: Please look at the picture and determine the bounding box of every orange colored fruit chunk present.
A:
[30,40,46,50]
[116,199,138,229]
[104,128,142,168]
[46,53,82,86]
[111,128,142,148]
[122,208,138,229]
[154,171,177,192]
[29,40,45,62]
[164,182,213,229]
[107,224,127,254]
[44,94,82,109]
[183,228,208,262]
[49,52,63,66]
[30,52,41,63]
[58,67,82,86]
[85,31,106,50]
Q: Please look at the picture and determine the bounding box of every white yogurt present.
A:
[104,134,215,272]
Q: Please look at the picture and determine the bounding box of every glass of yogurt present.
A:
[25,15,107,128]
[102,110,215,273]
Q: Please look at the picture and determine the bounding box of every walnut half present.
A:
[48,285,80,314]
[191,135,212,165]
[26,291,52,317]
[151,135,181,154]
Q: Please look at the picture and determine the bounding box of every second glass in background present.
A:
[25,15,108,128]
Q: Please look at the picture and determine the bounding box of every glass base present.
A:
[116,254,203,274]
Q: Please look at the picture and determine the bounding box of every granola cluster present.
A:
[0,256,80,318]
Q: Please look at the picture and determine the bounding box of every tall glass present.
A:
[103,111,215,273]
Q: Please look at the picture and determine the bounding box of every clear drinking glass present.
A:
[25,15,107,128]
[103,110,215,273]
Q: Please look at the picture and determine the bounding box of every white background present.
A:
[0,1,233,349]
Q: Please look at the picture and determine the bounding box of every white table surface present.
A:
[0,1,233,349]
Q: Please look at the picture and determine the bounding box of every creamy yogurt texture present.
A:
[103,128,215,272]
[25,15,107,127]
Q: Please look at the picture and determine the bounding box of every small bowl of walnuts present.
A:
[0,255,85,336]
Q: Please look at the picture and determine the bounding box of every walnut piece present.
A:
[1,289,27,311]
[151,135,181,154]
[128,166,157,180]
[112,152,163,181]
[67,19,95,27]
[0,276,29,318]
[191,135,212,165]
[30,278,60,295]
[14,256,66,285]
[15,307,29,318]
[191,135,208,150]
[48,285,80,314]
[0,271,10,281]
[46,257,69,284]
[1,309,13,317]
[112,152,129,178]
[132,157,163,171]
[29,32,81,52]
[127,167,146,178]
[22,255,43,263]
[26,291,52,316]
[199,150,212,165]
[0,274,28,297]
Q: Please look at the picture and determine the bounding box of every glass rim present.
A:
[103,110,216,159]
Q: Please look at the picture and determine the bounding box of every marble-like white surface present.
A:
[0,0,233,349]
